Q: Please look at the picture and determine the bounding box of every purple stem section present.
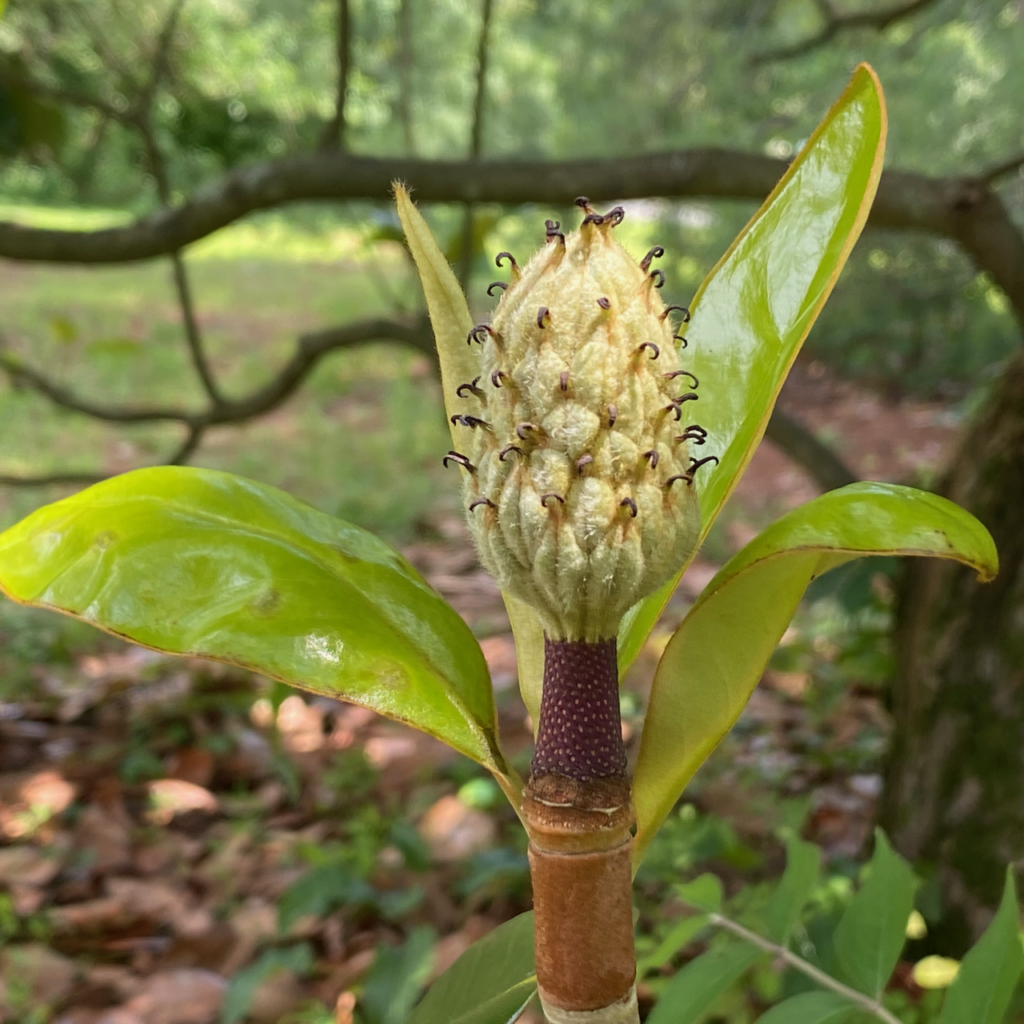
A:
[531,636,627,781]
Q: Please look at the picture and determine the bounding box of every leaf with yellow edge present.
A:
[632,483,997,863]
[0,467,510,782]
[395,184,545,741]
[939,870,1022,1024]
[618,64,888,677]
[394,183,478,433]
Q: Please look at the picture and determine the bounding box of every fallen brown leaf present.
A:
[418,795,497,863]
[108,969,226,1024]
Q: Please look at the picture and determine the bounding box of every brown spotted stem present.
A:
[522,637,639,1024]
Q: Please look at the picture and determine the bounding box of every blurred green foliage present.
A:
[0,0,1019,401]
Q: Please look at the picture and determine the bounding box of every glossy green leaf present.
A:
[646,943,760,1024]
[834,831,917,998]
[395,184,547,737]
[504,591,545,734]
[394,183,477,437]
[940,870,1022,1024]
[765,836,821,945]
[0,466,507,774]
[755,992,854,1024]
[633,483,998,860]
[636,914,711,981]
[618,64,888,675]
[408,912,536,1024]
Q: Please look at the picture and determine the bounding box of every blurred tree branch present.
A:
[0,64,124,122]
[456,0,495,289]
[984,152,1024,185]
[0,316,433,485]
[396,0,417,154]
[764,408,859,492]
[140,0,186,110]
[0,149,1019,332]
[0,311,852,492]
[0,318,431,427]
[131,0,226,409]
[320,0,353,149]
[753,0,942,63]
[0,470,109,487]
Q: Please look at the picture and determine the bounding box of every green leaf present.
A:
[0,466,506,774]
[221,943,314,1024]
[395,184,545,742]
[646,943,760,1024]
[277,866,422,932]
[504,591,545,733]
[408,912,536,1024]
[755,992,855,1024]
[834,831,917,998]
[393,183,476,442]
[765,836,821,945]
[277,863,363,932]
[940,870,1022,1024]
[618,64,888,675]
[636,914,711,980]
[362,927,437,1024]
[632,482,998,861]
[676,873,724,913]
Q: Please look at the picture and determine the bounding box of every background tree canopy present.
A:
[0,0,1021,404]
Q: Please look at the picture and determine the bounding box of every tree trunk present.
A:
[881,347,1024,953]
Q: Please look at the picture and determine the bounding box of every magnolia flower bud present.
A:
[453,201,707,641]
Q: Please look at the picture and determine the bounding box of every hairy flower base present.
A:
[450,202,704,640]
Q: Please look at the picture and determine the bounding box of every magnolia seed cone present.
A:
[453,202,703,641]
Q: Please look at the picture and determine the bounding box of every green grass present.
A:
[0,203,367,262]
[0,203,131,231]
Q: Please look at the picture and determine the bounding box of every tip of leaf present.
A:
[976,561,999,584]
[968,524,999,582]
[854,61,888,145]
[1003,864,1018,900]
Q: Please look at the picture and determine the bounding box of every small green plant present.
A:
[0,66,1014,1024]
